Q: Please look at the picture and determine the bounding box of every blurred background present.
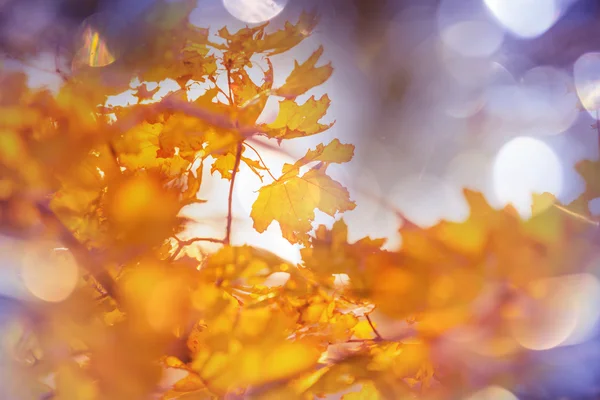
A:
[3,0,600,398]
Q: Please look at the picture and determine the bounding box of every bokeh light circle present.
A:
[21,241,79,303]
[223,0,289,24]
[484,0,558,38]
[72,13,117,70]
[492,136,563,217]
[574,52,600,115]
[464,385,519,400]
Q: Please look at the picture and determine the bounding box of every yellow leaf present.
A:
[265,95,333,140]
[231,60,273,125]
[54,363,98,400]
[161,373,216,400]
[251,166,355,245]
[342,382,382,400]
[281,139,354,179]
[211,152,237,180]
[191,308,320,394]
[258,11,319,56]
[276,46,333,99]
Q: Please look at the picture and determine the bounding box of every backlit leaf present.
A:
[275,46,333,99]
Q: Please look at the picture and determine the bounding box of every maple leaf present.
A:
[301,219,386,286]
[231,59,274,125]
[161,373,217,400]
[257,11,320,56]
[575,158,600,203]
[251,140,356,245]
[200,245,293,288]
[342,382,383,400]
[210,146,265,180]
[134,83,160,102]
[275,46,333,99]
[190,306,321,394]
[264,95,334,140]
[179,42,218,86]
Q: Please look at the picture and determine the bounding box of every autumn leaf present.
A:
[251,144,356,245]
[342,382,382,400]
[264,95,334,140]
[575,158,600,203]
[200,245,293,288]
[190,306,321,394]
[134,83,160,102]
[275,46,333,99]
[161,372,217,400]
[231,59,274,125]
[258,11,319,56]
[7,3,598,400]
[281,138,355,179]
[301,219,386,286]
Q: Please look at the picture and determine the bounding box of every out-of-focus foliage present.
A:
[2,1,600,399]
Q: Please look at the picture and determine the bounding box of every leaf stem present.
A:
[244,142,277,181]
[225,141,244,245]
[366,313,383,339]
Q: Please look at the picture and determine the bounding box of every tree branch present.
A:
[225,141,244,245]
[366,313,383,339]
[244,142,277,181]
[169,236,225,261]
[36,202,119,302]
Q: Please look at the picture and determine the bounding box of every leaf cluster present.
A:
[1,2,600,399]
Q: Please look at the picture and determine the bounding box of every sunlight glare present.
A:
[508,274,600,351]
[574,52,600,116]
[484,0,559,38]
[223,0,289,24]
[492,137,563,217]
[21,242,79,303]
[464,386,518,400]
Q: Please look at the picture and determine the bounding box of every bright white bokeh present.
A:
[484,0,559,38]
[492,137,563,217]
[464,386,519,400]
[223,0,288,24]
[21,242,79,303]
[574,52,600,116]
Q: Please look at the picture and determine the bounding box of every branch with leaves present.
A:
[2,1,600,400]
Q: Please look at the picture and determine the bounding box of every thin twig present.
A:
[209,76,232,104]
[169,236,224,261]
[553,203,600,226]
[225,141,244,245]
[366,313,383,339]
[244,142,277,181]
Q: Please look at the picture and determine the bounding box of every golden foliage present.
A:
[1,2,599,400]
